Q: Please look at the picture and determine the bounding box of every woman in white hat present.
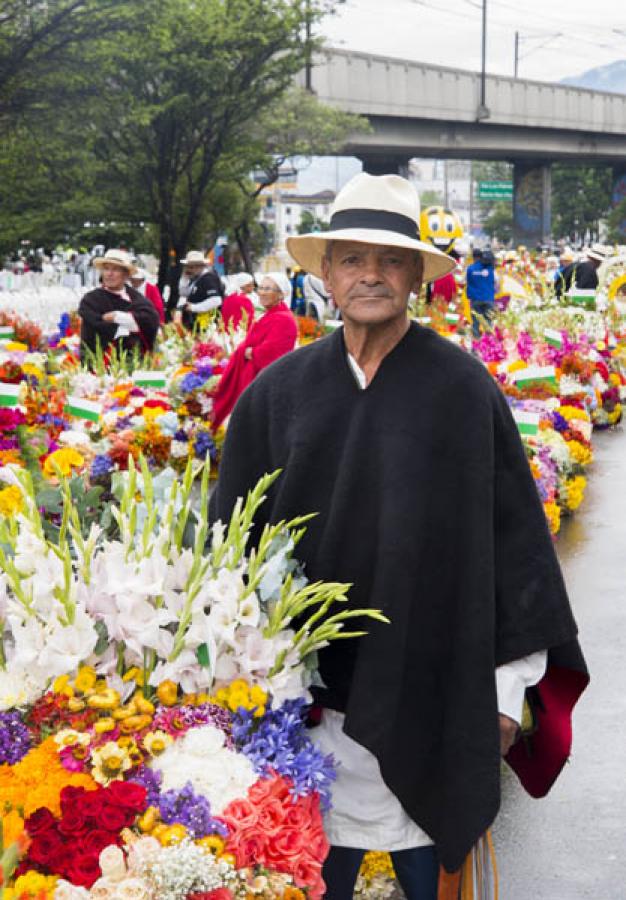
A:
[78,249,160,358]
[211,272,297,429]
[221,272,256,331]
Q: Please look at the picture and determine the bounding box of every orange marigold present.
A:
[0,737,97,818]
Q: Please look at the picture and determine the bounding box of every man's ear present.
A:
[321,255,332,295]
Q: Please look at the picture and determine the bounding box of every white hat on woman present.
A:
[286,173,455,284]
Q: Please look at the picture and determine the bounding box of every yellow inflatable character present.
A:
[419,206,464,255]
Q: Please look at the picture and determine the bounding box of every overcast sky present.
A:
[322,0,626,83]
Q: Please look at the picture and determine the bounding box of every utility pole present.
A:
[305,0,312,92]
[477,0,490,119]
[514,31,519,78]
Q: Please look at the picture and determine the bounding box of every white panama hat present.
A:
[180,250,208,266]
[286,173,456,284]
[93,249,137,275]
[586,243,610,263]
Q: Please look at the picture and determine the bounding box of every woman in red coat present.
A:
[221,272,256,331]
[130,269,166,324]
[212,272,297,430]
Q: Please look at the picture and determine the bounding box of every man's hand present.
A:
[499,714,519,756]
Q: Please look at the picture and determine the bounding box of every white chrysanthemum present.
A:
[151,725,256,814]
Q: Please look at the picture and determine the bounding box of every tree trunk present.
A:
[235,222,254,275]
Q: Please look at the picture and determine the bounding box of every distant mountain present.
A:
[561,59,626,94]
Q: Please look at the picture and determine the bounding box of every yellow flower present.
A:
[0,485,23,517]
[143,730,174,757]
[507,360,528,373]
[94,718,117,734]
[564,475,586,512]
[53,729,90,749]
[21,363,44,380]
[138,806,160,833]
[91,741,133,785]
[158,824,187,846]
[544,501,561,535]
[197,835,225,855]
[43,447,85,479]
[74,665,97,693]
[567,440,593,467]
[4,341,28,351]
[52,674,74,697]
[157,680,178,706]
[1,809,25,848]
[558,405,590,422]
[5,870,58,899]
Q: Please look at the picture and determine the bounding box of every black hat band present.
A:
[329,208,420,240]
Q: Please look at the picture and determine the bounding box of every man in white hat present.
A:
[177,250,224,328]
[555,243,608,298]
[78,249,160,358]
[210,174,587,898]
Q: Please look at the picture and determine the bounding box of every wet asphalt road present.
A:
[389,427,626,900]
[494,427,626,899]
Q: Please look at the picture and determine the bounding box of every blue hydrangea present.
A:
[194,430,216,461]
[232,698,336,810]
[90,454,114,478]
[179,372,206,394]
[155,411,180,437]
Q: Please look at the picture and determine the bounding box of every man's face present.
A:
[321,241,422,329]
[101,263,128,292]
[185,263,204,279]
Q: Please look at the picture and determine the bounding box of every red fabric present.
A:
[212,302,297,429]
[431,272,457,303]
[221,292,255,331]
[506,664,589,798]
[145,282,165,324]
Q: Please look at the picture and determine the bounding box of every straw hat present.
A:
[286,173,455,284]
[586,243,610,263]
[180,250,207,266]
[559,247,575,263]
[93,249,136,275]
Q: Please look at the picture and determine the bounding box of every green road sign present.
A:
[477,180,513,200]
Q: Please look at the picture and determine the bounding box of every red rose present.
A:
[264,827,305,869]
[60,785,89,816]
[26,807,57,836]
[282,804,312,832]
[292,856,324,893]
[104,780,147,810]
[77,788,106,820]
[65,852,102,888]
[227,827,267,869]
[255,798,285,834]
[58,807,88,836]
[80,830,118,857]
[99,803,135,832]
[306,826,330,862]
[28,829,65,868]
[248,774,291,805]
[219,798,258,829]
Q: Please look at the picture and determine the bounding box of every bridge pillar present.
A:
[611,165,626,238]
[359,155,411,179]
[513,162,552,246]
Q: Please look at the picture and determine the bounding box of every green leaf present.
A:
[196,643,211,669]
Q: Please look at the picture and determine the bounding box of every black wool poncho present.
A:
[210,323,588,872]
[78,286,160,356]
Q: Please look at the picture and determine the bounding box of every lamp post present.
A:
[477,0,490,120]
[305,0,312,92]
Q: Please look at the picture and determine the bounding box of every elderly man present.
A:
[210,174,588,899]
[78,249,160,359]
[555,243,608,298]
[177,250,224,329]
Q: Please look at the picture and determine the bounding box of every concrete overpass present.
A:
[302,49,626,242]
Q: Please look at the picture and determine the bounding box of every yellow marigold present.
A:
[1,809,25,847]
[0,737,97,817]
[0,485,23,517]
[564,476,586,512]
[5,870,58,900]
[567,440,593,467]
[283,888,306,900]
[359,851,396,883]
[558,405,590,422]
[544,501,561,535]
[43,447,84,479]
[4,341,28,352]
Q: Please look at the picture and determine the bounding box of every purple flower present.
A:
[0,710,31,764]
[128,765,163,807]
[152,702,234,747]
[233,699,336,809]
[194,430,216,461]
[158,782,228,837]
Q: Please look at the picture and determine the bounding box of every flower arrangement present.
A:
[0,461,388,899]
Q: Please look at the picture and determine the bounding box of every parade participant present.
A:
[555,244,608,298]
[210,174,588,900]
[553,247,575,297]
[78,249,160,358]
[466,247,499,337]
[290,265,306,316]
[178,250,224,329]
[130,267,166,324]
[420,206,463,305]
[211,272,297,429]
[221,272,256,331]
